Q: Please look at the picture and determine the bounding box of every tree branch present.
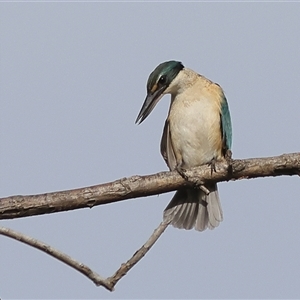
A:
[1,153,300,220]
[0,226,111,289]
[0,218,171,291]
[1,152,300,291]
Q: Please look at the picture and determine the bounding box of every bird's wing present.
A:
[220,95,232,152]
[160,119,177,171]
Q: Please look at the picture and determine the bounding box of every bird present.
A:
[135,60,232,231]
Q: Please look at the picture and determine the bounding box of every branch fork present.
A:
[1,153,300,291]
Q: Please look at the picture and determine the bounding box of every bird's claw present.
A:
[176,165,188,180]
[225,149,232,161]
[176,164,209,195]
[225,149,233,174]
[208,157,217,175]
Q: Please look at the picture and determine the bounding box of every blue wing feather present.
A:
[220,95,232,150]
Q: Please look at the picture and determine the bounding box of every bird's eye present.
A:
[158,75,167,85]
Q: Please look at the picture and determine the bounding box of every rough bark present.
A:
[1,153,300,220]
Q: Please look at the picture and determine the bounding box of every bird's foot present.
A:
[225,149,232,161]
[208,157,218,175]
[176,164,210,195]
[225,149,233,174]
[175,165,188,181]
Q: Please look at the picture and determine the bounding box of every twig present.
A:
[0,218,171,291]
[107,218,171,288]
[0,226,112,290]
[1,152,300,291]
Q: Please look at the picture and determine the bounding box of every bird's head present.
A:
[135,60,184,124]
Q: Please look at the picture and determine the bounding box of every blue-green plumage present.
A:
[221,95,232,152]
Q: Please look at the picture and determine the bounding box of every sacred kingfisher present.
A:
[136,61,232,231]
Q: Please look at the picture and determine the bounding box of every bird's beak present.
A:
[135,88,164,124]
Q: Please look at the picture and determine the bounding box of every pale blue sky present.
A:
[1,2,300,298]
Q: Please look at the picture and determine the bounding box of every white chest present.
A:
[168,95,222,167]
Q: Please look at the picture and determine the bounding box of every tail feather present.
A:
[174,197,198,229]
[195,199,209,231]
[163,184,223,231]
[207,187,223,229]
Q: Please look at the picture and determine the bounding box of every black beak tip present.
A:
[135,116,140,124]
[135,115,143,125]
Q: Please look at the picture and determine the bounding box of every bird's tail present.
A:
[163,183,223,231]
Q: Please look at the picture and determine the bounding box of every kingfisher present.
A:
[136,61,232,231]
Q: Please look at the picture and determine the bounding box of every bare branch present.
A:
[1,152,299,291]
[0,226,112,290]
[107,218,171,288]
[0,218,171,291]
[1,153,300,220]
